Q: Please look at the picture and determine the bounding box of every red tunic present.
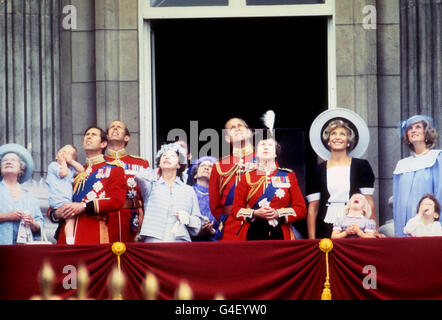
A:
[209,148,255,241]
[105,149,150,243]
[57,157,126,244]
[231,168,307,241]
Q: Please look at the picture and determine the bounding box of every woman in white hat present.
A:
[135,143,204,243]
[393,115,442,237]
[0,144,44,245]
[306,109,376,239]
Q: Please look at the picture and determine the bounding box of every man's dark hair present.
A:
[84,126,108,143]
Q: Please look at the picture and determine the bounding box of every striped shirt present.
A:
[135,168,203,242]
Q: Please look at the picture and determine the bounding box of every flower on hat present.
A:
[155,143,187,165]
[397,115,434,138]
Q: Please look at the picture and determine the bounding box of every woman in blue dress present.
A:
[189,156,221,241]
[393,115,442,237]
[0,144,44,245]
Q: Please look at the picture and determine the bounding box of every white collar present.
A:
[158,176,183,186]
[393,149,441,175]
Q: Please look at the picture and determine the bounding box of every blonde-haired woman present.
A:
[307,108,377,239]
[393,115,442,237]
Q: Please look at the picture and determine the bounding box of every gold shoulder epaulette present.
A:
[106,160,125,168]
[130,155,147,161]
[278,167,293,173]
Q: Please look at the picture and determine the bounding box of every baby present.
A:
[46,145,84,244]
[403,194,442,237]
[331,193,376,239]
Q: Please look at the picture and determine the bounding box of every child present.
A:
[331,193,376,239]
[403,194,442,237]
[46,145,84,244]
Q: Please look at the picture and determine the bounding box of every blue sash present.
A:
[251,170,288,210]
[73,164,114,202]
[224,157,256,206]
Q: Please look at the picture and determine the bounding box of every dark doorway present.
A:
[152,16,328,193]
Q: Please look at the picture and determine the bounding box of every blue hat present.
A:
[190,156,217,178]
[0,143,35,184]
[398,115,434,138]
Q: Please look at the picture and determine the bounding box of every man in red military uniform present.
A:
[231,138,307,240]
[209,118,256,241]
[105,120,150,242]
[51,126,126,244]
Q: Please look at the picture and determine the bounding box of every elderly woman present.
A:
[135,143,203,243]
[306,108,376,239]
[0,144,44,245]
[393,115,442,237]
[189,156,221,241]
[231,137,307,240]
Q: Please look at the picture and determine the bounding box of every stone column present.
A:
[95,0,140,156]
[60,0,141,162]
[61,0,97,163]
[335,0,380,220]
[400,0,442,154]
[377,0,401,224]
[0,0,62,178]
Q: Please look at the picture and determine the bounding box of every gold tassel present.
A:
[112,242,127,274]
[73,171,89,195]
[319,238,333,300]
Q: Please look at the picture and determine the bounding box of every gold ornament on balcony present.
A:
[319,238,333,300]
[30,260,61,300]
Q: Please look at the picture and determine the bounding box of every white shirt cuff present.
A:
[306,193,321,203]
[360,188,374,195]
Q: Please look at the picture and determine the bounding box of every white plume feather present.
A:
[261,110,275,136]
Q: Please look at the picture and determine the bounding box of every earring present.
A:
[347,144,350,147]
[328,142,330,146]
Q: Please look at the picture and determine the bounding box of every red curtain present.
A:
[329,237,442,299]
[1,238,441,300]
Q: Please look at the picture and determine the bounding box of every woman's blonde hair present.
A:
[402,120,438,152]
[322,119,357,151]
[344,193,372,218]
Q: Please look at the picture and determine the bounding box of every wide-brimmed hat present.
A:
[398,115,434,138]
[0,143,35,184]
[309,108,370,160]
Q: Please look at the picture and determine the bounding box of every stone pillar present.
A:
[60,0,141,162]
[61,0,97,163]
[95,0,140,156]
[335,0,380,220]
[0,0,62,178]
[400,0,442,154]
[377,0,401,224]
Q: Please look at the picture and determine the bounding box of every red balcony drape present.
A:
[1,238,441,300]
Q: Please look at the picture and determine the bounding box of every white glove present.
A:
[177,210,190,226]
[268,219,279,228]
